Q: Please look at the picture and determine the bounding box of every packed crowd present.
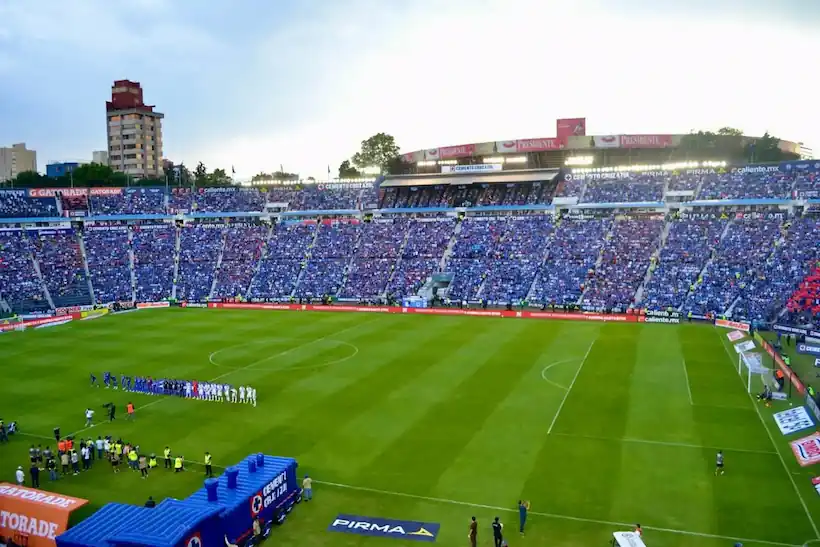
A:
[31,231,92,308]
[698,171,794,200]
[0,193,57,218]
[581,178,665,204]
[2,209,818,325]
[580,219,664,310]
[91,189,166,215]
[0,231,48,310]
[85,227,133,303]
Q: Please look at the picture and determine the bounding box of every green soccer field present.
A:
[1,309,818,547]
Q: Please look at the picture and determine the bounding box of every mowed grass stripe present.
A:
[432,324,600,508]
[194,315,470,465]
[297,317,510,479]
[522,323,635,521]
[362,320,563,496]
[610,325,716,535]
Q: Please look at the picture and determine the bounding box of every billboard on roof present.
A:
[557,118,586,139]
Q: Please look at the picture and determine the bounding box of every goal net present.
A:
[737,351,771,394]
[0,316,25,333]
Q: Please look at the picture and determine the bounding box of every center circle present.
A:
[208,337,359,372]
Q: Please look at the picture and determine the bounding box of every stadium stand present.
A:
[84,226,133,303]
[0,164,818,327]
[133,224,176,302]
[177,224,224,302]
[31,230,92,308]
[0,231,49,313]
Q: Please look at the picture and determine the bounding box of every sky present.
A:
[0,0,818,180]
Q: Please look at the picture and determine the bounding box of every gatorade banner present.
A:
[0,483,88,547]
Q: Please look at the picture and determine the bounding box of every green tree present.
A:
[717,127,743,137]
[352,133,400,174]
[271,171,299,181]
[209,168,232,186]
[194,162,208,185]
[66,163,118,187]
[4,170,50,187]
[745,131,784,163]
[338,160,361,179]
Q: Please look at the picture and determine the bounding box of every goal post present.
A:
[737,351,770,394]
[0,315,25,333]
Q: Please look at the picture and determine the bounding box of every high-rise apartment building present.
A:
[106,80,164,179]
[0,143,37,182]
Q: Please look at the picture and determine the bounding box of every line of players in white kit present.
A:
[90,373,257,406]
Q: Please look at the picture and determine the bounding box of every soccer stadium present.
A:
[1,117,820,547]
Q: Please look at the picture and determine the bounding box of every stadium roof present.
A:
[381,168,559,188]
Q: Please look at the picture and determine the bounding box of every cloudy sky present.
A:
[0,0,817,179]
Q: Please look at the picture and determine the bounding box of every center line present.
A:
[547,336,596,435]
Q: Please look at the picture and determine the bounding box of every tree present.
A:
[306,177,316,182]
[351,133,400,174]
[338,160,361,179]
[717,127,743,137]
[745,131,784,163]
[64,163,117,187]
[271,171,299,181]
[4,170,50,187]
[210,168,232,186]
[194,162,208,185]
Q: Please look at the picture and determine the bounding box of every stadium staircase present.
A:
[0,297,11,314]
[382,228,412,297]
[577,180,591,203]
[694,175,708,199]
[577,221,613,305]
[291,226,320,297]
[679,218,735,312]
[439,221,462,271]
[129,227,138,302]
[77,230,97,305]
[633,219,672,305]
[337,226,363,297]
[247,224,274,295]
[208,229,228,300]
[29,245,56,311]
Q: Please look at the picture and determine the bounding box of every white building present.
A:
[0,143,37,182]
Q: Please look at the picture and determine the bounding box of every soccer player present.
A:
[126,402,135,421]
[223,384,230,402]
[85,408,95,427]
[518,500,530,534]
[103,371,111,388]
[231,386,238,403]
[239,385,246,404]
[250,386,257,407]
[90,373,99,387]
[111,375,118,390]
[715,451,725,476]
[492,517,503,547]
[185,381,192,399]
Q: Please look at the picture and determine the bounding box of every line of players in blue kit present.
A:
[89,372,257,406]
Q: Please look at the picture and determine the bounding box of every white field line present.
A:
[681,356,694,405]
[551,431,776,455]
[61,318,377,438]
[539,357,582,390]
[547,337,596,434]
[167,458,799,547]
[718,330,820,539]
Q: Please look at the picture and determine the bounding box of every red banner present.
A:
[438,144,476,159]
[715,318,751,332]
[557,118,586,139]
[136,302,170,309]
[619,135,673,148]
[0,315,74,333]
[27,187,124,198]
[204,302,639,323]
[513,138,564,152]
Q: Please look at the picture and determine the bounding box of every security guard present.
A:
[148,453,158,469]
[204,452,213,478]
[164,446,172,469]
[174,455,183,473]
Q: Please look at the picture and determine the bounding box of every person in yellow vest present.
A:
[204,452,213,478]
[174,455,183,473]
[148,454,158,469]
[164,446,172,469]
[128,449,139,471]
